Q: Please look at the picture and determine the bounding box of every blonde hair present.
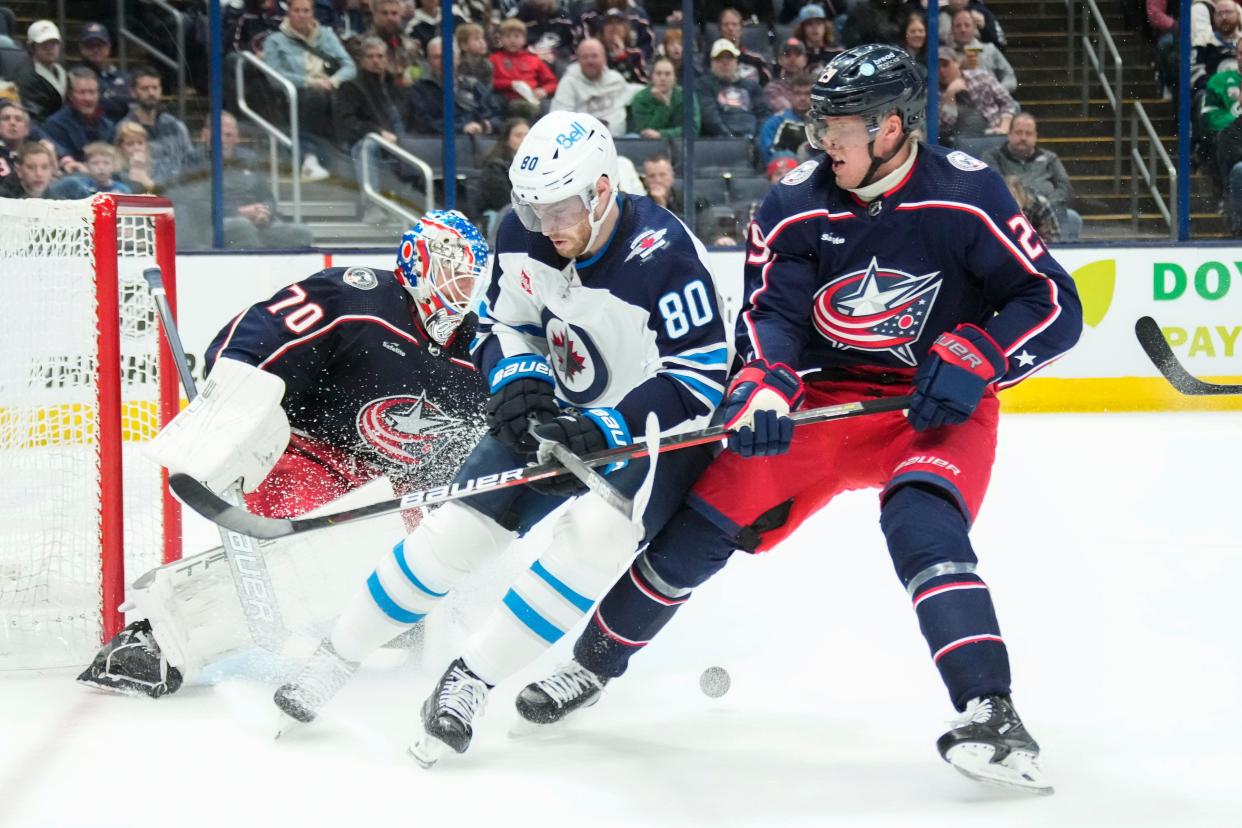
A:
[498,19,527,37]
[456,22,485,49]
[84,141,119,163]
[114,121,148,148]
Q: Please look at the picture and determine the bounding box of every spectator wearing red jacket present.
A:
[490,18,558,119]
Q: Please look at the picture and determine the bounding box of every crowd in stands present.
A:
[1144,0,1242,235]
[0,1,1087,246]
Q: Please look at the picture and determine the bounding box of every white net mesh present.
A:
[0,197,173,669]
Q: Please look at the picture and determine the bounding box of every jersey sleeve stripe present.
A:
[895,200,1039,273]
[994,350,1068,390]
[894,200,1065,353]
[257,314,422,369]
[665,370,725,408]
[210,310,247,365]
[664,345,729,366]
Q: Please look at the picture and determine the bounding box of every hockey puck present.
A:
[699,666,730,698]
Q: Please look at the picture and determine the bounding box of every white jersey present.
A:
[473,194,732,434]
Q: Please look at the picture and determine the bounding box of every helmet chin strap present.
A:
[581,178,617,256]
[858,132,906,190]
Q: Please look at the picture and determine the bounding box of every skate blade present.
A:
[945,743,1055,796]
[408,734,448,769]
[274,712,305,740]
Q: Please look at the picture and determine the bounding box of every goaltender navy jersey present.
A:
[743,143,1082,388]
[474,194,731,433]
[205,266,487,489]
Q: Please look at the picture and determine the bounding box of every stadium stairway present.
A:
[993,0,1226,239]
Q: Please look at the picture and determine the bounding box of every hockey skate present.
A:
[77,619,184,698]
[409,658,490,768]
[515,661,608,725]
[272,639,359,735]
[937,694,1053,795]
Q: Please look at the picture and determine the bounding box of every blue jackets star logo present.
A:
[357,393,464,464]
[812,257,942,366]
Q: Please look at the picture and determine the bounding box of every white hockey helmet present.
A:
[395,210,489,345]
[509,111,619,250]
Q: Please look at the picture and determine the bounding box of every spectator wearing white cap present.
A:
[697,38,769,139]
[718,7,770,85]
[15,20,67,121]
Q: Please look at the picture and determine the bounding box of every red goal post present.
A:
[0,194,183,669]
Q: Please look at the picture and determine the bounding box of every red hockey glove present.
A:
[722,360,805,457]
[908,324,1007,432]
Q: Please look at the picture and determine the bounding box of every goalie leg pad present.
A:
[881,484,1010,710]
[330,501,514,663]
[461,492,642,684]
[123,477,406,680]
[77,620,184,698]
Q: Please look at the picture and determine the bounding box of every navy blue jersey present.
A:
[206,266,487,488]
[474,195,732,434]
[743,144,1083,388]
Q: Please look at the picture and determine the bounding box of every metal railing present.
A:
[1079,0,1124,190]
[235,52,302,223]
[1130,101,1177,240]
[358,133,435,223]
[116,0,187,124]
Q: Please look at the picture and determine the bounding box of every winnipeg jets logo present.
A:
[543,316,608,403]
[357,393,463,465]
[550,329,586,379]
[812,257,942,366]
[520,269,534,296]
[625,227,668,263]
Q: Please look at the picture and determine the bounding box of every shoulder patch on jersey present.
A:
[624,227,669,263]
[342,267,378,290]
[781,159,819,186]
[946,151,988,172]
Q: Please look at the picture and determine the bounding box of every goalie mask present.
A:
[395,210,489,345]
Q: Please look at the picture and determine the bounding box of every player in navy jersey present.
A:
[518,46,1082,794]
[272,111,733,766]
[78,212,490,699]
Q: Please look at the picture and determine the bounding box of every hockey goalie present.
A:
[78,212,490,697]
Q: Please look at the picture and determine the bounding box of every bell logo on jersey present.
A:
[357,392,464,465]
[625,228,669,263]
[812,256,942,366]
[543,317,609,404]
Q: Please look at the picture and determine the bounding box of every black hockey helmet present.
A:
[807,44,927,133]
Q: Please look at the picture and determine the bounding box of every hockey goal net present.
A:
[0,194,182,669]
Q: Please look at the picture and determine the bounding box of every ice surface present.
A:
[1,413,1239,828]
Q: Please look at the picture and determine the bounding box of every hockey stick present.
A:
[142,267,290,653]
[171,395,912,540]
[1135,316,1242,396]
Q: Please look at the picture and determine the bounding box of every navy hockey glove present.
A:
[485,355,559,453]
[723,360,805,457]
[908,324,1008,432]
[529,407,631,497]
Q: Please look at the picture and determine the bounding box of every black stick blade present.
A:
[169,474,295,539]
[1135,316,1242,396]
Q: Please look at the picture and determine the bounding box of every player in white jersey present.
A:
[273,111,733,766]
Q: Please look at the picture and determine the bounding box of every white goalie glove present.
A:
[144,357,290,492]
